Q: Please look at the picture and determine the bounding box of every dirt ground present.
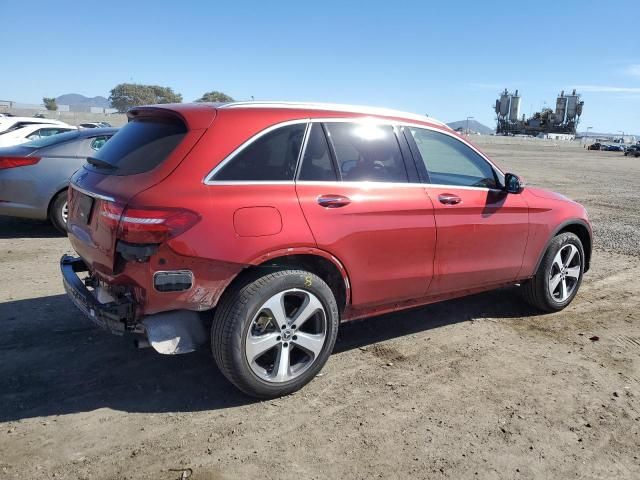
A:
[1,138,638,480]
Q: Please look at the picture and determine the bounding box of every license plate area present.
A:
[76,193,94,225]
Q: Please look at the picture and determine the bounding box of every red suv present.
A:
[61,102,592,398]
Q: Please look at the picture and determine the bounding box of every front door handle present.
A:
[438,193,462,205]
[317,194,351,208]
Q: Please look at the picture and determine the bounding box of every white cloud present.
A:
[574,85,640,94]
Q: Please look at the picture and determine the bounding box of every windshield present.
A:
[22,130,80,148]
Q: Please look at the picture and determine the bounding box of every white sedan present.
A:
[0,116,72,135]
[0,124,77,147]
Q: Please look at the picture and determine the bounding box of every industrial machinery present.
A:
[495,89,584,136]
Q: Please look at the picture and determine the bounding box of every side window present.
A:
[409,128,498,188]
[325,123,408,183]
[91,136,110,151]
[298,124,337,181]
[213,123,306,181]
[32,128,66,139]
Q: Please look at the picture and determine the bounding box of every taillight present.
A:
[116,206,200,244]
[0,156,40,170]
[99,201,125,229]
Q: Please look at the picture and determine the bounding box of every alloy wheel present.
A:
[61,201,69,223]
[548,244,581,302]
[245,289,327,383]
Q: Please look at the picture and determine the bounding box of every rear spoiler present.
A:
[127,104,217,130]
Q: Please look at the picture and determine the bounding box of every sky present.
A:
[1,0,638,133]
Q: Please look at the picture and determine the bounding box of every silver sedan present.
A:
[0,128,117,232]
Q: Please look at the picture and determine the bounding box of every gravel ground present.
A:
[475,138,640,257]
[0,138,638,480]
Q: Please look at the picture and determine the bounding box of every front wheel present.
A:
[521,232,585,312]
[211,269,339,398]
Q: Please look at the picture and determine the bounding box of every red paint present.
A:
[233,206,282,237]
[65,103,591,321]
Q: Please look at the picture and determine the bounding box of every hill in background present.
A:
[56,93,110,108]
[447,119,494,135]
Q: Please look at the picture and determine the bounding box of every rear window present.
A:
[22,130,80,148]
[87,117,186,175]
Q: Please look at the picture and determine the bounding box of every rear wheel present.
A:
[212,269,339,398]
[521,232,584,312]
[49,191,68,234]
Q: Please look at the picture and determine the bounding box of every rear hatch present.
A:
[67,106,214,275]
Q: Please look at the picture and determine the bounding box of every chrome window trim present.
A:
[202,178,502,192]
[204,117,504,186]
[70,183,116,202]
[296,180,503,192]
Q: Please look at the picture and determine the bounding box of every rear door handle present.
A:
[438,193,462,205]
[317,194,351,208]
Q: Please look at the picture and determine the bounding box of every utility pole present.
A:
[466,116,474,136]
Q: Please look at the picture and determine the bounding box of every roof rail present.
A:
[217,101,447,127]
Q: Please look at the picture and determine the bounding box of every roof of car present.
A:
[130,101,449,131]
[217,101,448,127]
[0,116,69,126]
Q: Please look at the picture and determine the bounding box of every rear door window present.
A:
[324,123,408,183]
[213,123,306,181]
[87,117,186,175]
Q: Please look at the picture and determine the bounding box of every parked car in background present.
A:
[605,144,625,152]
[0,127,117,231]
[0,124,77,147]
[79,122,112,129]
[587,142,602,150]
[61,102,592,399]
[0,116,71,135]
[625,145,640,157]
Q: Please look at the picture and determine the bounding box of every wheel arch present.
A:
[47,186,68,219]
[227,248,351,314]
[534,219,592,274]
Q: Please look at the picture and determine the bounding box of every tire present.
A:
[521,232,585,312]
[211,269,340,398]
[49,191,68,234]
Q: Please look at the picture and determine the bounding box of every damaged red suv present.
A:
[61,102,592,398]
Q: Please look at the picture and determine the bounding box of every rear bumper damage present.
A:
[61,255,135,334]
[60,255,208,354]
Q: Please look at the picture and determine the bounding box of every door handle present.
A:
[317,194,351,208]
[438,193,462,205]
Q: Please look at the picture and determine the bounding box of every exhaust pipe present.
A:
[134,338,151,349]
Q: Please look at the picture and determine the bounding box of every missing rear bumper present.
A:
[60,255,136,334]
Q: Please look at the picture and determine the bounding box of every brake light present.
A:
[116,206,200,243]
[0,156,40,170]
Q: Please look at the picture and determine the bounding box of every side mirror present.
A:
[504,173,524,194]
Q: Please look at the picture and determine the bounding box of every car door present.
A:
[405,126,529,295]
[295,121,437,308]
